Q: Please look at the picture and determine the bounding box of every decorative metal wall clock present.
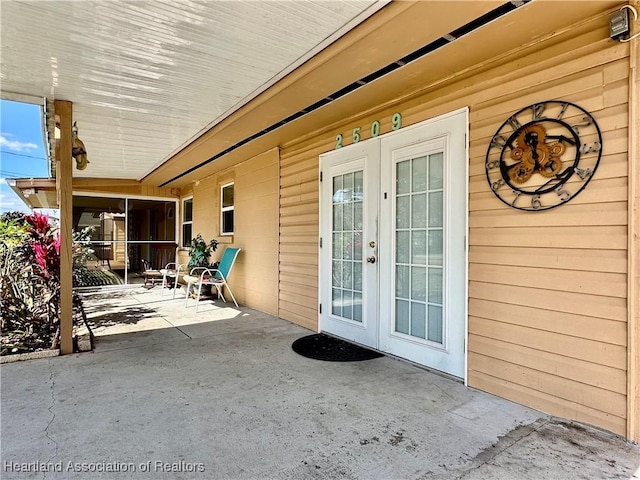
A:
[485,100,602,211]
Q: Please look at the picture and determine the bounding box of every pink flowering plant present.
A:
[0,211,86,354]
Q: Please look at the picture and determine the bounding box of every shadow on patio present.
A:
[2,285,639,479]
[79,286,245,351]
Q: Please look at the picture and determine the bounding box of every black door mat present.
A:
[292,333,384,362]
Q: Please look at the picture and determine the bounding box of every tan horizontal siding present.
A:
[275,9,629,435]
[469,370,627,436]
[469,352,626,418]
[469,201,628,228]
[469,245,627,273]
[470,281,626,322]
[469,298,627,346]
[278,141,326,329]
[469,264,626,298]
[469,225,627,250]
[469,336,626,394]
[465,20,628,437]
[469,317,626,370]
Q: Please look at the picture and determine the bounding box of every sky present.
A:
[0,99,57,217]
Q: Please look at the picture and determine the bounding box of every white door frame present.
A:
[318,107,469,383]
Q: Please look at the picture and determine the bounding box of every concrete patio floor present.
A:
[2,287,639,479]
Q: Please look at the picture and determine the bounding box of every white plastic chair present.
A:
[159,262,185,298]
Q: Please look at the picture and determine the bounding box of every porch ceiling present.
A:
[143,0,623,188]
[0,0,381,181]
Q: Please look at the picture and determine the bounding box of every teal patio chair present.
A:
[184,247,241,312]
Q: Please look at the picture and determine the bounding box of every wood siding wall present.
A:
[187,148,280,315]
[278,19,629,435]
[73,178,178,198]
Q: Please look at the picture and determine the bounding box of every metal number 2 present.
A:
[335,134,343,149]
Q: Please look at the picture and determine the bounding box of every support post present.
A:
[627,0,640,443]
[55,100,73,355]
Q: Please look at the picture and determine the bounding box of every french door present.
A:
[319,141,380,348]
[319,108,468,379]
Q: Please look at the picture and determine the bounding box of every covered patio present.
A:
[2,287,639,479]
[2,0,639,444]
[2,287,640,479]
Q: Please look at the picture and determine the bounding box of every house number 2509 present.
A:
[335,113,402,149]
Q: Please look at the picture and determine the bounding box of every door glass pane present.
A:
[429,152,443,189]
[333,233,342,259]
[332,260,341,288]
[331,170,364,323]
[353,232,362,261]
[411,156,427,192]
[353,262,362,291]
[411,193,427,228]
[396,161,410,194]
[396,196,410,228]
[428,305,443,343]
[411,302,426,339]
[353,292,363,322]
[395,265,409,298]
[394,153,444,344]
[395,299,410,334]
[344,202,353,230]
[354,171,363,193]
[354,202,363,230]
[332,288,342,317]
[428,191,443,228]
[396,231,409,264]
[429,230,443,266]
[333,204,343,231]
[343,232,353,260]
[411,230,426,265]
[428,268,443,304]
[411,266,426,302]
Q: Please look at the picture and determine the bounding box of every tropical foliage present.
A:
[0,211,88,355]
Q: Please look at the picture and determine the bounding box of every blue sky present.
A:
[0,99,51,214]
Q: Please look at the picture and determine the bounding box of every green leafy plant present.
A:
[1,211,89,354]
[72,226,95,287]
[187,234,218,269]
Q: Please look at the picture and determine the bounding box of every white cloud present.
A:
[0,133,38,152]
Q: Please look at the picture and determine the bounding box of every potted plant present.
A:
[187,234,218,269]
[186,234,218,298]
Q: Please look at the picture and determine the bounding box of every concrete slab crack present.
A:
[42,359,59,480]
[134,295,192,339]
[454,418,551,480]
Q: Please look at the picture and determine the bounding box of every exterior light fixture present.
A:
[71,121,89,170]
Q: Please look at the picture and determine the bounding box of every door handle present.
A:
[366,256,376,264]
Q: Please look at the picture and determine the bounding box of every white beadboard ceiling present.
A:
[0,0,381,181]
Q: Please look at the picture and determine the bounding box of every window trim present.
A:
[220,182,234,236]
[181,196,193,248]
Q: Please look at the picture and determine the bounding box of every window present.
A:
[181,197,193,247]
[221,183,234,235]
